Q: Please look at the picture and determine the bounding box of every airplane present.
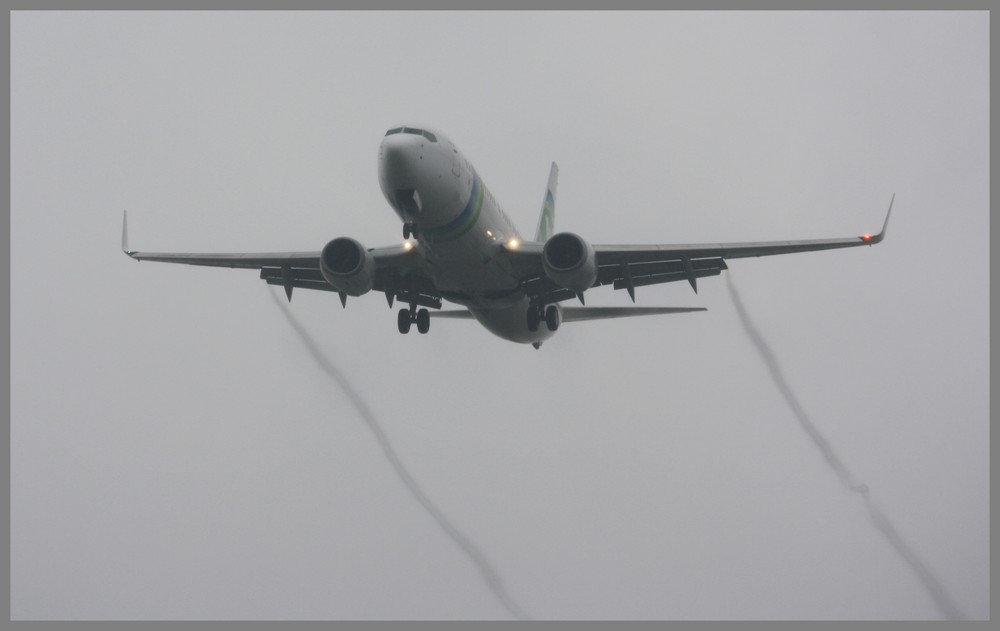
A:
[122,125,892,349]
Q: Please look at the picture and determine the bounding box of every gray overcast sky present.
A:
[11,11,988,620]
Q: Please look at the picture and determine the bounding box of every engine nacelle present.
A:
[542,232,597,293]
[319,237,376,296]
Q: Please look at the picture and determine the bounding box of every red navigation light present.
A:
[862,233,872,241]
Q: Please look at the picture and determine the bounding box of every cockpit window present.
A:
[384,127,437,143]
[417,129,437,142]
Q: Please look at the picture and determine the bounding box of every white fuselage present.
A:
[377,126,556,344]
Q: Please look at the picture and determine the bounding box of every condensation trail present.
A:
[725,274,964,621]
[268,289,531,620]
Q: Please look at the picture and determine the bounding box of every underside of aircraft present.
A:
[123,125,892,348]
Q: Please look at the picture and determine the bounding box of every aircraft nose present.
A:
[378,133,424,212]
[379,133,421,185]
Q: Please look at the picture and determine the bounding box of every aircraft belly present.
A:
[425,237,520,298]
[421,186,522,299]
[470,298,555,344]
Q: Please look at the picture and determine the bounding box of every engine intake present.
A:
[320,237,376,296]
[542,232,597,293]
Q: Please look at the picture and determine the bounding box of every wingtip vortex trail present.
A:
[267,288,532,620]
[725,274,965,621]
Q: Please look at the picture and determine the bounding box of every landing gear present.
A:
[416,308,430,334]
[397,308,412,334]
[397,305,429,335]
[527,303,560,332]
[544,305,560,331]
[526,303,541,332]
[403,223,419,239]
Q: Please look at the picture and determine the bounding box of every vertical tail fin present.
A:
[534,162,558,242]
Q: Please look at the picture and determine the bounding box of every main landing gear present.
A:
[403,223,419,239]
[397,304,429,334]
[526,303,560,332]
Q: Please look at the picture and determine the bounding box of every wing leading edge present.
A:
[121,211,438,306]
[504,195,894,301]
[123,195,892,311]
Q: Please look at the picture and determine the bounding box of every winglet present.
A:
[861,193,894,244]
[121,210,135,257]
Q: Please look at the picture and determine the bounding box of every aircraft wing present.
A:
[506,196,892,300]
[121,212,440,307]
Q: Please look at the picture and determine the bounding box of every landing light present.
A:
[403,241,414,251]
[507,238,520,249]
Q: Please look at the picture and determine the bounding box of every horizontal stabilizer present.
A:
[429,310,475,319]
[562,306,705,322]
[428,307,704,322]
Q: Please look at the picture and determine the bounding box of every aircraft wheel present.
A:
[403,224,411,239]
[416,308,430,334]
[526,305,540,332]
[397,308,412,334]
[544,305,560,331]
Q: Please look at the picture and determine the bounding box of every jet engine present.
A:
[320,237,376,296]
[542,232,597,293]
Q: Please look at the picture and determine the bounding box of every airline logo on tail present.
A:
[535,162,559,242]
